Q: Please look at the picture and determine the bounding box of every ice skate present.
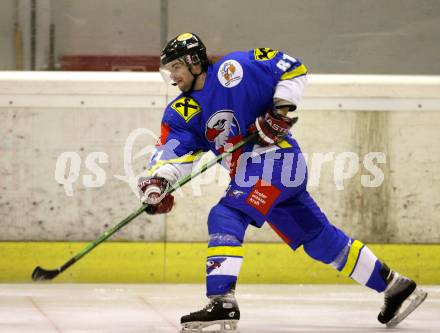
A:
[378,272,428,327]
[180,294,240,333]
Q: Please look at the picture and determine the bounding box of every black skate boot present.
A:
[180,294,240,333]
[378,266,427,327]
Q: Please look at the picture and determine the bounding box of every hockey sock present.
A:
[331,239,388,292]
[206,233,243,297]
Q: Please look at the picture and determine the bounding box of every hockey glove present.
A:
[248,108,297,146]
[138,176,174,215]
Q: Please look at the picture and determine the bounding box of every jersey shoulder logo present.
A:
[254,48,278,61]
[171,96,202,122]
[217,60,243,88]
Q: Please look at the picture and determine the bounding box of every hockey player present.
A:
[138,32,427,332]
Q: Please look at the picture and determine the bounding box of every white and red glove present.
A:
[248,108,297,146]
[138,176,174,215]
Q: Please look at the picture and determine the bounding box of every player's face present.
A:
[164,59,194,92]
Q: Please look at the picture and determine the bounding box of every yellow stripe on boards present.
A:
[340,240,364,277]
[207,246,244,258]
[0,242,165,283]
[0,242,438,283]
[281,64,308,80]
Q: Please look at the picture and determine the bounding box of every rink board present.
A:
[0,242,438,283]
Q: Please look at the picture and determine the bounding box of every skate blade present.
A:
[386,288,428,328]
[181,319,239,333]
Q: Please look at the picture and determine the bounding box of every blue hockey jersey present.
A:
[148,48,308,180]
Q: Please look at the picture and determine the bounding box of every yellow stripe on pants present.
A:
[340,240,364,277]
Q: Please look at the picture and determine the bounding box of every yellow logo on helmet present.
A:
[254,48,278,61]
[171,96,201,122]
[177,33,194,41]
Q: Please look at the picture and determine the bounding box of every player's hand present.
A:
[138,176,174,215]
[247,108,297,146]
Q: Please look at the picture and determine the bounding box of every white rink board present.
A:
[1,72,440,243]
[0,284,438,333]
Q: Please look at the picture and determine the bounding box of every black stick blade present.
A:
[32,266,60,281]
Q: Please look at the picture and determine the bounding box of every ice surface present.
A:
[0,284,438,332]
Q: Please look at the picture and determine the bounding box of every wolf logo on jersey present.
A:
[205,110,241,150]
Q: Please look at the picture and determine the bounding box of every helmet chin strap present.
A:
[185,65,201,93]
[189,72,199,91]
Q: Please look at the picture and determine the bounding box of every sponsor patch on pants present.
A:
[246,180,280,215]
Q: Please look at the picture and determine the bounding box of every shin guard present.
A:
[206,233,243,297]
[332,239,388,292]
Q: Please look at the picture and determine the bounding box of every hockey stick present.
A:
[31,133,257,281]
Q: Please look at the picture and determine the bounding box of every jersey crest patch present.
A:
[205,110,241,150]
[217,60,243,88]
[254,48,278,61]
[171,96,202,122]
